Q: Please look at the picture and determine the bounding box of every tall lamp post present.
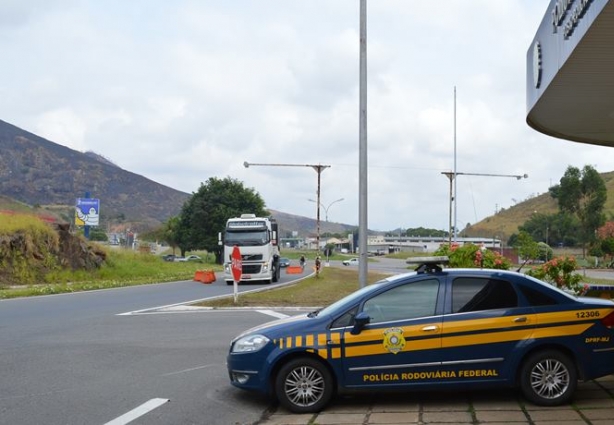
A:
[308,197,344,222]
[442,171,528,245]
[244,161,330,276]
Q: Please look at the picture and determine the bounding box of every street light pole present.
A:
[442,171,528,244]
[308,197,344,222]
[244,161,330,276]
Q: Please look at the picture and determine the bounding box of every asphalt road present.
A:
[2,259,612,425]
[0,269,311,425]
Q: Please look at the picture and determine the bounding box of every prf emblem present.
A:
[383,327,405,354]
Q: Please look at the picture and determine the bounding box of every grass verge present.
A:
[0,249,220,299]
[194,266,390,308]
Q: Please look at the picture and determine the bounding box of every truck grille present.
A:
[242,254,263,261]
[242,264,261,274]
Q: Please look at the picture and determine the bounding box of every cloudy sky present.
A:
[1,0,612,232]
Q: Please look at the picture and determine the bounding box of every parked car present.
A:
[175,255,202,262]
[227,256,614,413]
[279,257,291,268]
[342,258,359,266]
[161,254,176,262]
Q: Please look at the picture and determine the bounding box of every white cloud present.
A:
[2,0,612,232]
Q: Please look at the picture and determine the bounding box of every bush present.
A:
[435,244,511,270]
[526,256,588,295]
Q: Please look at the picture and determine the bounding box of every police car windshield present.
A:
[316,281,386,317]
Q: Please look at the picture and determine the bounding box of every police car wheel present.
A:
[275,357,334,413]
[519,350,577,406]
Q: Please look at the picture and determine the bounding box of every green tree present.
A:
[161,216,180,254]
[176,177,267,262]
[519,212,579,247]
[550,165,607,255]
[514,231,539,271]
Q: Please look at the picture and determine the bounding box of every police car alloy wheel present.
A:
[519,350,577,406]
[275,357,334,413]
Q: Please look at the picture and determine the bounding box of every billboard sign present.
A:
[75,198,100,226]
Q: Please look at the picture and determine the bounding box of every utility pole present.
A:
[442,171,528,244]
[358,0,368,288]
[244,161,330,277]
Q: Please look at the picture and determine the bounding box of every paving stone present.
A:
[475,409,529,422]
[422,410,473,423]
[314,413,368,424]
[580,407,614,422]
[526,408,583,422]
[370,402,420,413]
[259,413,315,425]
[368,411,419,424]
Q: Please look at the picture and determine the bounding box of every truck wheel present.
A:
[519,350,577,406]
[275,357,334,413]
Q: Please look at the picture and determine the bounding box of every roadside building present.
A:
[527,0,614,146]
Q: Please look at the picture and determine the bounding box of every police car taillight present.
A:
[601,311,614,328]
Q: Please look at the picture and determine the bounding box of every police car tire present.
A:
[275,357,334,414]
[519,350,577,406]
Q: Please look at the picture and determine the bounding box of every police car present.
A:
[227,257,614,413]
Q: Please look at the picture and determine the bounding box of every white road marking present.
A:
[161,364,217,377]
[256,309,290,319]
[104,398,169,425]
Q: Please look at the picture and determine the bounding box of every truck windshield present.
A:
[224,230,269,246]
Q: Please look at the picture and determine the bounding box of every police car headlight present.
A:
[232,334,270,353]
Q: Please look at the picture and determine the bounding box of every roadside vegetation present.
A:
[0,212,219,299]
[0,247,219,299]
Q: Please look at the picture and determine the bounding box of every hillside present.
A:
[0,119,190,231]
[464,171,614,242]
[0,119,357,236]
[269,209,357,238]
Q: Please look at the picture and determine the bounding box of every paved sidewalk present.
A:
[258,375,614,425]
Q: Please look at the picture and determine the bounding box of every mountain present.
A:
[269,209,357,238]
[0,119,190,231]
[0,119,356,235]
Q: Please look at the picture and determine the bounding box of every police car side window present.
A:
[331,306,358,328]
[452,278,518,313]
[362,279,439,323]
[518,285,558,306]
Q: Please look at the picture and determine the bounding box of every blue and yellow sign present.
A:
[75,198,100,226]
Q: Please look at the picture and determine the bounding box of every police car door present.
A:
[340,278,444,388]
[440,275,535,381]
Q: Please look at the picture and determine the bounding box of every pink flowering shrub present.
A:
[435,244,510,270]
[526,256,588,295]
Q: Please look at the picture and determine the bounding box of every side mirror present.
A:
[351,311,371,335]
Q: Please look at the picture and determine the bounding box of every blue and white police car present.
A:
[227,257,614,413]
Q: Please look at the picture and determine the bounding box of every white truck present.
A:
[219,214,281,285]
